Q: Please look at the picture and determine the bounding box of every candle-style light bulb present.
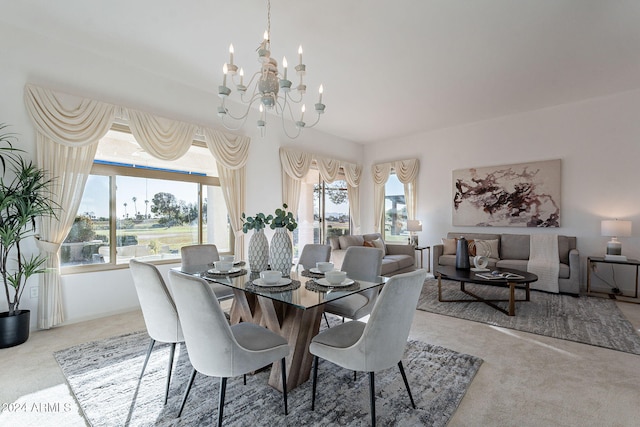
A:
[263,30,269,41]
[229,44,234,65]
[298,45,303,65]
[318,84,324,103]
[283,56,288,80]
[259,104,265,119]
[222,63,228,86]
[301,104,306,121]
[239,68,244,85]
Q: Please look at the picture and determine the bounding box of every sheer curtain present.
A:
[24,84,250,329]
[279,148,362,233]
[371,159,420,233]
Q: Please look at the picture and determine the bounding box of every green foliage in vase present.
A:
[241,212,272,233]
[269,203,298,232]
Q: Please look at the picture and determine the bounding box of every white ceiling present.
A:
[4,0,640,144]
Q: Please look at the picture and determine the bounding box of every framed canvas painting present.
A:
[452,159,561,227]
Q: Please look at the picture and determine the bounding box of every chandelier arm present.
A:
[284,91,304,104]
[220,112,251,132]
[303,113,322,128]
[221,102,254,121]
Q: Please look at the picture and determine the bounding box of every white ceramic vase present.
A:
[248,228,269,272]
[269,227,293,276]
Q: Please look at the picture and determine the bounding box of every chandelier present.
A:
[217,0,325,139]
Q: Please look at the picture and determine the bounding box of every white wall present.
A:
[0,24,362,327]
[362,89,640,294]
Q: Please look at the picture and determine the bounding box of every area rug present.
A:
[54,330,483,426]
[418,279,640,355]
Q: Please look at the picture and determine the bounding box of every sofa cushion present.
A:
[338,235,364,249]
[380,258,399,276]
[328,237,340,250]
[371,238,386,256]
[437,254,499,269]
[558,236,570,265]
[442,238,457,255]
[475,239,499,259]
[384,254,415,270]
[500,234,530,260]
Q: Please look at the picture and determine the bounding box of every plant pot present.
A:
[0,310,30,348]
[248,229,269,272]
[270,227,293,276]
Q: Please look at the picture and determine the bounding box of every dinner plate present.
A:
[309,268,326,274]
[207,267,242,274]
[252,278,292,287]
[315,278,355,287]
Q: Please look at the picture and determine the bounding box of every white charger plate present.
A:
[315,278,355,287]
[208,267,242,274]
[252,278,292,287]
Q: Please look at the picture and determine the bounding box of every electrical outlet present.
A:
[30,287,38,299]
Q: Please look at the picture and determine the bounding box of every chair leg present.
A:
[177,367,197,418]
[281,358,288,415]
[139,339,156,379]
[164,342,177,405]
[243,374,246,385]
[218,377,227,427]
[398,361,416,409]
[323,313,331,329]
[311,355,319,410]
[353,371,357,381]
[369,372,376,427]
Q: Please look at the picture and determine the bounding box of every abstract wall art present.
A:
[452,159,561,227]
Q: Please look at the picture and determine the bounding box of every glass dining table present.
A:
[174,263,387,392]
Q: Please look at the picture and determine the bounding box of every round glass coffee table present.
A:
[435,265,538,316]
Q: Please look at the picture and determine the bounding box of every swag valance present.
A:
[279,147,362,233]
[24,84,250,329]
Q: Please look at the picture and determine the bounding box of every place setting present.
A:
[245,270,301,292]
[204,256,248,278]
[305,268,360,292]
[301,261,334,278]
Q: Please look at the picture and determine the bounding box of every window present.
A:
[383,172,407,243]
[294,168,350,257]
[61,128,232,271]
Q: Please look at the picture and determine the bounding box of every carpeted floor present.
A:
[418,278,640,355]
[54,330,483,426]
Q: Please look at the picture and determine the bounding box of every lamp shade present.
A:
[601,220,632,237]
[407,220,423,232]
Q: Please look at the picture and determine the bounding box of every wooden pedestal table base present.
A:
[229,289,323,392]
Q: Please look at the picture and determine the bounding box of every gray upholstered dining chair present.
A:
[180,244,234,301]
[323,246,384,326]
[167,270,290,426]
[310,268,427,426]
[129,259,184,405]
[296,243,331,272]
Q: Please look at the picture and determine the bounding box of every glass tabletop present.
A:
[173,264,387,310]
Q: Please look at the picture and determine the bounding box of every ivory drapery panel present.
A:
[371,159,419,233]
[202,128,251,258]
[25,84,116,329]
[279,149,313,216]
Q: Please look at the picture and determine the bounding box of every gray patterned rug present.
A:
[54,328,482,426]
[418,279,640,355]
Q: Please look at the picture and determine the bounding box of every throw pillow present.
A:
[371,238,386,256]
[474,239,499,258]
[442,238,456,255]
[363,241,375,248]
[338,235,365,249]
[467,239,476,256]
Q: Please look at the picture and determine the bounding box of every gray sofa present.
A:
[328,233,416,277]
[433,232,580,295]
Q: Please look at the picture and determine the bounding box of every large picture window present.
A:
[61,128,231,271]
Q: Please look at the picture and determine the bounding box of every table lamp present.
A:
[407,219,422,247]
[601,219,632,261]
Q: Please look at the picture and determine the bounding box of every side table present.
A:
[415,246,431,272]
[587,256,639,300]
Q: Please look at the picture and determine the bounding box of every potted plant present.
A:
[268,204,298,276]
[0,124,57,348]
[241,212,272,272]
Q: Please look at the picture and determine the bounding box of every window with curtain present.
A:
[61,127,232,271]
[383,172,407,243]
[294,166,350,258]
